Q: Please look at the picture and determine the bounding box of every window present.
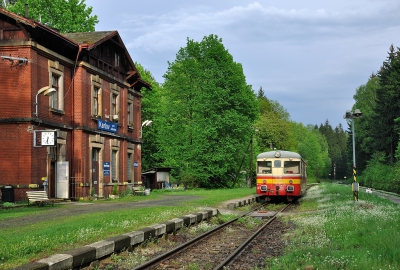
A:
[91,76,103,117]
[115,53,120,67]
[110,83,120,122]
[50,74,60,110]
[111,150,118,182]
[127,101,133,127]
[93,87,100,116]
[111,94,117,115]
[274,160,281,168]
[284,161,300,174]
[258,161,272,174]
[48,61,64,112]
[127,153,132,182]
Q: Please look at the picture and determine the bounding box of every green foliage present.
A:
[371,45,400,164]
[254,92,295,152]
[2,202,15,208]
[0,188,253,269]
[157,34,258,188]
[5,0,98,33]
[351,46,400,192]
[274,183,400,270]
[135,63,162,171]
[318,120,347,179]
[112,184,118,195]
[360,152,400,193]
[292,122,331,181]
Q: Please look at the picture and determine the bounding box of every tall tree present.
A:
[351,75,379,175]
[5,0,98,33]
[254,91,295,151]
[319,120,348,180]
[371,45,400,164]
[293,122,331,181]
[135,63,162,171]
[157,34,258,188]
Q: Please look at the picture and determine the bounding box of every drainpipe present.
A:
[70,44,83,198]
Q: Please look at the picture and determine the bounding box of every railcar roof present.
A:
[257,150,302,159]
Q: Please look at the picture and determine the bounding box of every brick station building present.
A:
[0,8,151,201]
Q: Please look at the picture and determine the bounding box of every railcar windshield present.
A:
[284,161,300,174]
[258,161,272,174]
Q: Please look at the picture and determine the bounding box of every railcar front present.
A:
[256,150,307,202]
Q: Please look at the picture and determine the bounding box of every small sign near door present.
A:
[134,162,138,167]
[104,162,110,176]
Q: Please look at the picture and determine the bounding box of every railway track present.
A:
[131,203,291,270]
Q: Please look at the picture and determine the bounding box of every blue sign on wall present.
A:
[98,119,117,133]
[134,162,138,168]
[104,162,110,176]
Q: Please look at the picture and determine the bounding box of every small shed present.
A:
[141,167,172,190]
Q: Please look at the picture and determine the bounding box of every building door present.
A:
[50,161,56,198]
[92,148,100,196]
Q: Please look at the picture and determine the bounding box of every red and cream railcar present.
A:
[256,150,307,202]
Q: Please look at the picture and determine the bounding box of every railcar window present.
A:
[274,160,281,168]
[258,161,272,174]
[284,161,300,174]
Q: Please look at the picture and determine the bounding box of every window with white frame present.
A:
[92,76,102,117]
[48,61,64,112]
[93,87,100,116]
[110,83,120,122]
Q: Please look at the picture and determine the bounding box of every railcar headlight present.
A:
[274,151,281,158]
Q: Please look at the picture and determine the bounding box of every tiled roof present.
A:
[63,31,116,45]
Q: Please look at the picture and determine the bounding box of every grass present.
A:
[3,184,399,270]
[0,187,254,269]
[269,182,400,270]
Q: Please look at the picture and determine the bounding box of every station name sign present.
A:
[98,119,117,133]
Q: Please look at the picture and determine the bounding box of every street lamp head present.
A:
[344,110,352,119]
[353,109,363,118]
[37,86,56,96]
[140,120,153,139]
[142,120,153,127]
[34,86,57,118]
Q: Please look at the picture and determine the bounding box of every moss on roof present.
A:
[63,31,116,45]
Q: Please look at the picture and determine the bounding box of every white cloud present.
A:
[86,0,400,127]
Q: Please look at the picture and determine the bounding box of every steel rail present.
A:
[213,203,291,270]
[131,202,268,270]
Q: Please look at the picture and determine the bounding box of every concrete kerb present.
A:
[14,197,254,270]
[226,195,258,210]
[14,208,217,270]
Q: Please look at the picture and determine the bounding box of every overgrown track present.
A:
[132,203,291,270]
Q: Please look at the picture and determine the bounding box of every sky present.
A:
[85,0,400,128]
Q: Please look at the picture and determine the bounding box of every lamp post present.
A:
[141,120,153,138]
[344,109,363,201]
[34,86,56,118]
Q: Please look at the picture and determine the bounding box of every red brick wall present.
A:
[1,43,144,201]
